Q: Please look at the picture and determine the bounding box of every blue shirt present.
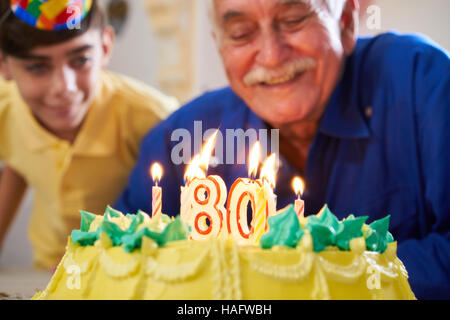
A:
[115,33,450,300]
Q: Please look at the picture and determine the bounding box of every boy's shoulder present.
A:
[100,71,179,119]
[0,79,15,116]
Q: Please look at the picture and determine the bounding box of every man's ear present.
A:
[340,0,359,56]
[100,25,115,67]
[0,53,12,80]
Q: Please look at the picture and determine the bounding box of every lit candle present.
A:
[248,141,261,181]
[180,130,226,240]
[151,163,163,219]
[227,142,264,244]
[259,153,277,217]
[188,175,227,240]
[251,153,278,242]
[227,178,258,243]
[180,155,205,223]
[292,177,305,221]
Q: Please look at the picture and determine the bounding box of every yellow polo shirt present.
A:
[0,71,178,269]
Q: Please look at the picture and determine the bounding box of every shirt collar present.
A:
[318,55,372,139]
[13,72,118,156]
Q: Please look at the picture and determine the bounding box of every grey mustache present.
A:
[243,57,317,86]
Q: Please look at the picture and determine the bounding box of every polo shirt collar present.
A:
[12,84,59,152]
[13,72,118,156]
[318,57,371,139]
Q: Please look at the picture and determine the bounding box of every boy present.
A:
[0,0,178,269]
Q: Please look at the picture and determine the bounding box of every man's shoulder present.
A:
[356,32,448,71]
[359,32,446,54]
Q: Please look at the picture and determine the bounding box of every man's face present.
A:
[213,0,351,126]
[1,28,112,137]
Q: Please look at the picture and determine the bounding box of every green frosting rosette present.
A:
[71,206,189,252]
[259,204,394,253]
[260,205,304,249]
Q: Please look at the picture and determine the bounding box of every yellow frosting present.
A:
[33,236,416,300]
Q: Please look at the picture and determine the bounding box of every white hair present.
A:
[206,0,346,23]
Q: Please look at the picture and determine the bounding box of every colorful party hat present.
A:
[10,0,93,31]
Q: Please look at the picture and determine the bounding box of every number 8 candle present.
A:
[180,130,227,240]
[187,175,227,240]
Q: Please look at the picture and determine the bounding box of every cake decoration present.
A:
[260,205,304,249]
[365,215,394,253]
[69,204,394,255]
[72,206,188,252]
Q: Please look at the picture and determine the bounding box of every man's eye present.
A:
[225,21,257,43]
[278,13,313,31]
[283,18,303,26]
[230,31,252,41]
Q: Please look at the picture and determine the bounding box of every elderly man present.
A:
[115,0,450,299]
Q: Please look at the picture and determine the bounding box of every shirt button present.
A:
[365,106,373,118]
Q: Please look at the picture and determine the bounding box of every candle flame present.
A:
[199,130,218,173]
[260,153,277,188]
[292,177,305,196]
[248,141,261,178]
[151,163,163,184]
[184,155,206,182]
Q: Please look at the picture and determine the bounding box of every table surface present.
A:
[0,267,52,300]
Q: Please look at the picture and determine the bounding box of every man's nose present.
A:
[255,29,285,67]
[50,66,77,98]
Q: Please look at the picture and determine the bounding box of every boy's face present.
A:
[0,27,114,140]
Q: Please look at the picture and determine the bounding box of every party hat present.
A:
[10,0,93,31]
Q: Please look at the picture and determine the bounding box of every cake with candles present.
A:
[32,204,415,300]
[33,135,416,300]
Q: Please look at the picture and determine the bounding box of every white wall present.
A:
[107,0,160,90]
[1,0,448,268]
[359,0,450,52]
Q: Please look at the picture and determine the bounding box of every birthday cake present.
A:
[33,204,416,300]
